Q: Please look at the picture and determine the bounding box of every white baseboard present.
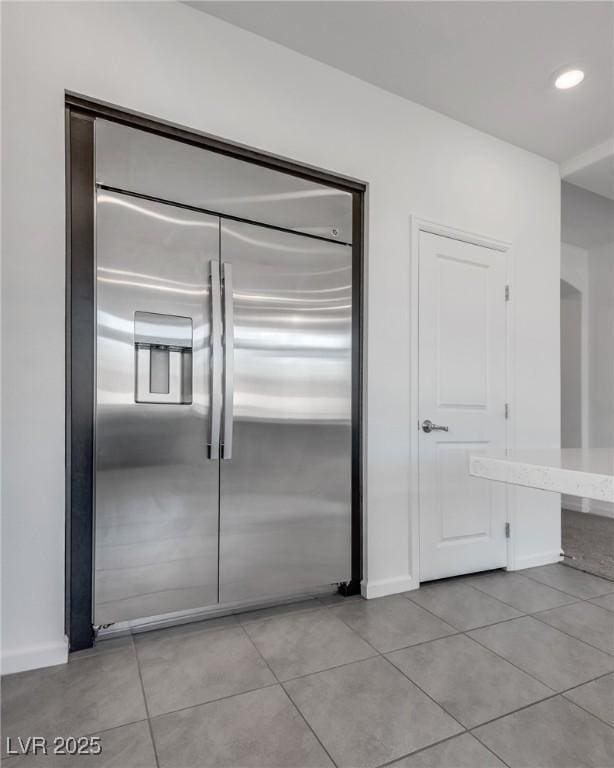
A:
[361,573,416,599]
[1,637,68,675]
[508,550,562,571]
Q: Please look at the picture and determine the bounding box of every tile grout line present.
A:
[403,595,536,633]
[373,730,507,768]
[468,690,563,732]
[465,623,613,708]
[404,576,589,627]
[460,578,582,612]
[401,575,614,659]
[240,605,474,765]
[474,735,513,768]
[237,622,340,768]
[1,638,149,763]
[132,637,161,768]
[467,668,614,736]
[376,729,513,768]
[560,685,614,732]
[401,589,528,630]
[142,681,283,722]
[462,631,559,695]
[530,610,614,657]
[66,639,136,666]
[279,682,340,768]
[516,566,614,597]
[399,589,475,626]
[317,607,473,741]
[382,651,469,734]
[557,667,614,700]
[468,685,614,739]
[128,609,614,759]
[237,598,614,741]
[323,605,429,658]
[470,724,513,761]
[396,591,614,729]
[588,598,614,615]
[332,587,614,741]
[276,652,380,685]
[463,614,614,693]
[270,588,612,755]
[7,570,612,767]
[0,716,155,761]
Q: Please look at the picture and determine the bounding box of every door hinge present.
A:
[505,522,511,539]
[504,403,510,419]
[505,285,510,301]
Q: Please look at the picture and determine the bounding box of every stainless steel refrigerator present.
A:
[93,120,353,628]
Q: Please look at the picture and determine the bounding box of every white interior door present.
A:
[418,231,508,581]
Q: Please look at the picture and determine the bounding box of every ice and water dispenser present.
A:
[134,311,193,404]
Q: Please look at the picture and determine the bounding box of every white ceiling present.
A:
[188,1,613,166]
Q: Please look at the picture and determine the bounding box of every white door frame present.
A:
[409,216,516,589]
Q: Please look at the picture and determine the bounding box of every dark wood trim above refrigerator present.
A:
[343,190,365,596]
[65,92,365,194]
[65,95,366,649]
[65,109,96,651]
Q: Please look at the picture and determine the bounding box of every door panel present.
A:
[219,221,352,603]
[94,191,220,624]
[419,232,507,581]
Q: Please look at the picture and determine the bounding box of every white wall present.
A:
[588,242,614,450]
[1,1,561,672]
[562,181,614,250]
[560,243,590,513]
[560,282,582,449]
[588,241,614,518]
[561,196,614,520]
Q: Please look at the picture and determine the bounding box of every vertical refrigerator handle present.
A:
[222,262,234,460]
[208,260,222,460]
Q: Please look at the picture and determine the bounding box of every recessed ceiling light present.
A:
[554,69,585,90]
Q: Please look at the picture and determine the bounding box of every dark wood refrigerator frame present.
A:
[65,92,366,651]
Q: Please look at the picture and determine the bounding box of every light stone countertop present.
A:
[469,449,614,503]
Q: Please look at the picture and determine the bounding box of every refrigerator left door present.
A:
[94,189,221,625]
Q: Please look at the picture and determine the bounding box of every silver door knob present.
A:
[422,419,449,433]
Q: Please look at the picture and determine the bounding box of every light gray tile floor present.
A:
[520,562,614,599]
[1,649,146,759]
[473,695,614,768]
[328,595,456,652]
[590,591,614,613]
[3,722,156,768]
[284,657,462,768]
[536,600,614,654]
[468,615,614,691]
[242,608,375,680]
[563,672,614,727]
[387,733,506,767]
[463,570,577,613]
[135,623,275,717]
[404,581,523,630]
[151,686,333,768]
[2,564,613,768]
[387,634,551,728]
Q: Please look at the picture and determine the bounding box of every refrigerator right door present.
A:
[219,220,352,603]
